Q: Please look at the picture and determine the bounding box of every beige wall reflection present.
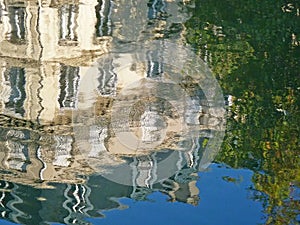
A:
[0,0,111,123]
[0,0,203,209]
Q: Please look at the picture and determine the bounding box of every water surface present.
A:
[0,0,299,225]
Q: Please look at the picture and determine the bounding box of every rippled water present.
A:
[0,0,299,225]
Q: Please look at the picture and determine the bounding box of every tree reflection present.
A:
[185,0,300,224]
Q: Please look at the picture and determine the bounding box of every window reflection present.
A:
[146,50,163,78]
[4,67,26,116]
[58,64,80,109]
[7,6,26,44]
[0,1,6,23]
[95,0,114,37]
[97,58,117,96]
[59,4,78,44]
[147,0,167,20]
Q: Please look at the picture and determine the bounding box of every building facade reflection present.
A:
[0,168,201,224]
[0,0,195,122]
[0,0,225,224]
[0,0,111,123]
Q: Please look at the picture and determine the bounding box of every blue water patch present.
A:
[85,163,265,225]
[0,220,18,225]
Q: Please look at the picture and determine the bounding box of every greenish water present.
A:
[0,0,299,225]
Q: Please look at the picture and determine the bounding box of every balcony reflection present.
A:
[4,130,29,172]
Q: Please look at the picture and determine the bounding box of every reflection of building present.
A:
[111,0,193,43]
[0,0,195,123]
[0,126,91,185]
[0,114,206,223]
[0,1,224,224]
[0,176,132,224]
[0,0,208,179]
[0,0,111,123]
[0,0,110,60]
[0,170,199,224]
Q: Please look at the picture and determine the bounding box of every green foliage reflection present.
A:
[185,0,300,224]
